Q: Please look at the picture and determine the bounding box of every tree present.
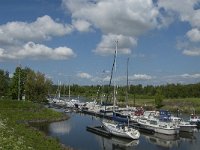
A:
[0,69,9,98]
[155,89,164,109]
[25,70,52,102]
[9,67,22,100]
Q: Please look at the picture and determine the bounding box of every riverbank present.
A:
[117,97,200,114]
[0,100,71,150]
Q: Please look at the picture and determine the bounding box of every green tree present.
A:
[155,89,164,108]
[25,70,52,102]
[10,67,22,99]
[0,69,9,98]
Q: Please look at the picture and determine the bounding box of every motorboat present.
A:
[137,116,179,135]
[189,114,200,127]
[171,116,197,133]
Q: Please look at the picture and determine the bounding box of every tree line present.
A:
[1,67,200,103]
[0,67,52,102]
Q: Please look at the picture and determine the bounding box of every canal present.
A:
[31,109,200,150]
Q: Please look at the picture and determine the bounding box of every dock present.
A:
[82,110,113,120]
[86,126,111,137]
[130,124,155,134]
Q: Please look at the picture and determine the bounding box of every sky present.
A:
[0,0,200,86]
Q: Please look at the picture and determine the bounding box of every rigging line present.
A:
[106,40,118,103]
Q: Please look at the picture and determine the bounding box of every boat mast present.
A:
[18,64,21,101]
[105,40,118,112]
[126,57,129,107]
[113,40,118,111]
[68,84,70,101]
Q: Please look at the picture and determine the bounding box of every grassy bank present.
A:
[0,100,71,150]
[118,97,200,114]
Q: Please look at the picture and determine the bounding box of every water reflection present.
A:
[94,135,139,150]
[142,133,180,148]
[49,121,71,135]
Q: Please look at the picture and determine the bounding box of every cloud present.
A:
[76,72,92,79]
[0,15,77,61]
[72,19,92,32]
[187,28,200,42]
[181,73,200,79]
[157,0,198,26]
[62,0,164,55]
[129,74,153,81]
[0,42,76,60]
[0,15,73,45]
[93,34,137,56]
[158,0,200,57]
[183,48,200,56]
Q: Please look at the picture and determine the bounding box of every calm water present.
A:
[32,110,200,150]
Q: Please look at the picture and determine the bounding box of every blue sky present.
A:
[0,0,200,85]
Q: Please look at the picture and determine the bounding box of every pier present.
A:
[86,126,111,137]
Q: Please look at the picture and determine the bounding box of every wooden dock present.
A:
[86,126,111,137]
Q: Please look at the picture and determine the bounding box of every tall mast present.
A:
[113,40,118,111]
[68,83,70,101]
[126,57,129,107]
[18,65,21,101]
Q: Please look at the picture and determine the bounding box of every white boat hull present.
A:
[138,118,179,135]
[179,124,196,133]
[102,121,140,140]
[141,124,179,135]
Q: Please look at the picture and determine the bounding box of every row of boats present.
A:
[49,97,200,140]
[87,104,200,140]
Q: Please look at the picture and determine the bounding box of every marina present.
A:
[31,107,200,150]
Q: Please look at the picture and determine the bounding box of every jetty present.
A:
[86,126,111,137]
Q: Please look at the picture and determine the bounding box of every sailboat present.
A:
[112,57,131,123]
[102,120,140,140]
[102,40,140,140]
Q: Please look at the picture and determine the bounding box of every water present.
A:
[31,111,200,150]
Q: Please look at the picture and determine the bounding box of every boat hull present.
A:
[140,124,179,135]
[179,125,196,133]
[102,122,140,140]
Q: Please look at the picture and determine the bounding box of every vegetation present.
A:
[0,67,200,113]
[0,67,52,103]
[0,100,70,150]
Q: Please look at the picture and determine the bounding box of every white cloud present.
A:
[0,42,76,60]
[158,0,200,57]
[187,28,200,42]
[62,0,164,56]
[76,72,92,79]
[157,0,199,26]
[183,47,200,56]
[0,15,73,45]
[0,15,77,61]
[94,34,137,56]
[181,73,200,79]
[72,19,92,32]
[129,74,153,81]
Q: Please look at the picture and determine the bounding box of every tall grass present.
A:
[0,100,71,150]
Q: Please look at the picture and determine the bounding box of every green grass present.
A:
[118,97,200,114]
[0,100,71,150]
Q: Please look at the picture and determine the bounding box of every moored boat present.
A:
[138,116,179,135]
[189,114,200,127]
[171,116,197,133]
[102,121,140,140]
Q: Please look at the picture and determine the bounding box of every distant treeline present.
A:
[1,67,200,102]
[52,83,200,101]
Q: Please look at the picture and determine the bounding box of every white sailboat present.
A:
[102,40,140,140]
[102,121,140,140]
